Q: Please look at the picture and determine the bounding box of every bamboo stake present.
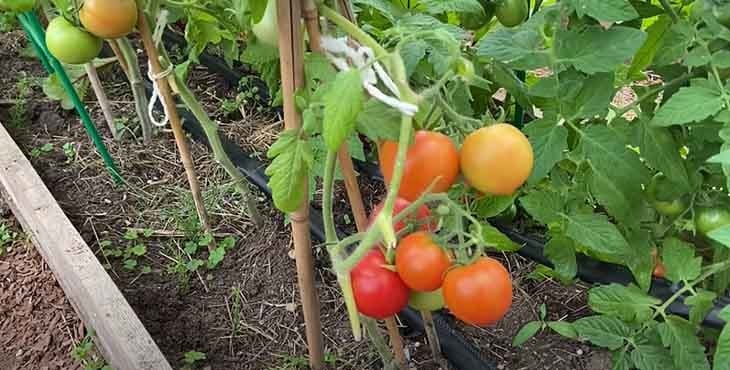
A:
[84,63,119,140]
[278,0,325,368]
[301,1,407,368]
[137,10,216,251]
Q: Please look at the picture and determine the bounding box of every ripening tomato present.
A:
[443,257,512,326]
[351,249,410,319]
[46,17,102,65]
[379,131,460,201]
[495,0,528,27]
[252,0,278,46]
[368,197,433,233]
[651,248,666,279]
[395,232,451,292]
[695,208,730,236]
[460,124,533,196]
[409,289,445,312]
[79,0,137,39]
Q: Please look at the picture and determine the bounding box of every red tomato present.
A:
[379,131,460,201]
[351,249,410,319]
[368,197,433,232]
[443,257,512,326]
[395,232,451,292]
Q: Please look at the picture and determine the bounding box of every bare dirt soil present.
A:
[0,29,610,370]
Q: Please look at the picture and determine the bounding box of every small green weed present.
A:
[71,331,112,370]
[181,351,206,369]
[62,142,77,163]
[30,143,53,158]
[0,221,18,256]
[9,74,32,127]
[100,228,153,273]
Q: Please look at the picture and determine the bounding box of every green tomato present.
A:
[695,208,730,236]
[647,174,687,218]
[46,17,102,65]
[408,289,445,312]
[495,0,528,28]
[252,0,278,46]
[454,57,475,82]
[654,199,686,218]
[714,3,730,29]
[0,0,34,12]
[460,2,495,30]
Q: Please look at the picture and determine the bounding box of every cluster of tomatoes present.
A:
[351,124,534,326]
[44,0,137,65]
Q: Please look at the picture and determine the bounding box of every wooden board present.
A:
[0,123,172,370]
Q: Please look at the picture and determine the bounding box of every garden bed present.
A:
[0,29,611,370]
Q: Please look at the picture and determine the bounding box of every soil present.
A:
[0,215,86,370]
[0,29,611,370]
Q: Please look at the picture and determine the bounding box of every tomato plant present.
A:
[442,257,512,326]
[368,197,432,232]
[460,124,533,196]
[46,17,102,65]
[379,131,460,201]
[395,232,451,292]
[79,0,138,39]
[351,249,410,319]
[495,0,528,27]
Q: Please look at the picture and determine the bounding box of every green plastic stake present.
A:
[18,12,123,184]
[19,19,52,73]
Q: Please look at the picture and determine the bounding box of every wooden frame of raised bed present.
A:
[0,123,172,370]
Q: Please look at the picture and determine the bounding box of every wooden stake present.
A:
[278,1,325,368]
[136,10,216,251]
[301,1,407,368]
[84,63,119,140]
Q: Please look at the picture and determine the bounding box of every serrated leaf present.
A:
[352,0,401,22]
[544,236,577,280]
[207,246,226,269]
[266,131,313,213]
[565,72,615,120]
[635,121,691,193]
[524,118,568,184]
[555,26,646,74]
[564,213,632,258]
[662,238,702,282]
[714,306,730,370]
[128,244,147,257]
[482,223,520,252]
[356,99,402,142]
[304,52,336,89]
[631,345,678,370]
[473,195,516,219]
[613,349,634,370]
[588,284,660,322]
[477,27,551,70]
[547,321,578,339]
[419,0,482,14]
[520,190,563,225]
[657,316,710,370]
[651,85,724,127]
[400,40,428,77]
[685,290,716,326]
[322,70,364,151]
[566,0,639,22]
[653,20,694,66]
[573,316,632,350]
[628,16,672,79]
[709,226,730,249]
[512,321,542,346]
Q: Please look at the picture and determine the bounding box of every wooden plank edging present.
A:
[0,123,172,370]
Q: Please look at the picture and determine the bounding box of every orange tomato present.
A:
[443,257,512,326]
[395,232,451,292]
[460,124,533,196]
[79,0,138,39]
[379,131,460,201]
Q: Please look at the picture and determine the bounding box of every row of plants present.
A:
[5,0,730,369]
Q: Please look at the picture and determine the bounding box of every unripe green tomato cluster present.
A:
[46,17,102,65]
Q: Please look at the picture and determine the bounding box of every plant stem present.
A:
[421,310,447,369]
[84,63,119,140]
[659,0,679,22]
[363,318,397,368]
[116,37,154,143]
[654,259,730,319]
[385,317,407,369]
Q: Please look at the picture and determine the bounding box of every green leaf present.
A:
[712,50,730,69]
[399,40,428,78]
[491,62,532,111]
[473,195,516,219]
[419,0,482,14]
[708,226,730,248]
[653,21,694,66]
[207,246,226,269]
[565,72,616,120]
[477,27,551,71]
[573,316,631,350]
[123,259,137,270]
[304,52,337,90]
[662,238,702,282]
[635,122,691,193]
[714,306,730,370]
[631,345,678,370]
[651,85,725,127]
[352,0,402,22]
[564,213,632,258]
[186,259,205,272]
[628,16,672,79]
[248,0,267,23]
[524,118,568,184]
[708,150,730,164]
[512,321,542,346]
[613,349,634,370]
[630,0,666,18]
[565,0,639,22]
[685,290,716,326]
[482,223,520,252]
[555,26,646,74]
[184,241,198,255]
[356,99,402,143]
[520,190,563,225]
[547,321,578,339]
[684,45,712,67]
[322,69,364,151]
[658,316,710,370]
[265,130,313,213]
[128,244,147,257]
[544,236,577,280]
[183,351,207,364]
[588,284,660,322]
